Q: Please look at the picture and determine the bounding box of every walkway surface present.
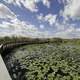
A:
[0,54,12,80]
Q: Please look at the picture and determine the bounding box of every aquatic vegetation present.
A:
[4,43,80,80]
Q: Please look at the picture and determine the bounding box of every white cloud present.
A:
[0,19,51,38]
[55,22,65,31]
[39,24,45,29]
[45,14,57,26]
[0,3,16,19]
[4,0,51,12]
[4,0,38,12]
[57,0,66,4]
[42,0,50,8]
[37,13,43,20]
[0,3,50,38]
[1,1,80,38]
[21,0,38,12]
[63,0,80,20]
[37,14,57,26]
[1,18,80,38]
[55,25,80,38]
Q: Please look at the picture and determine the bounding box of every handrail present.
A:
[0,40,50,80]
[0,40,49,55]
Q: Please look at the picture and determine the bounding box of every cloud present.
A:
[39,24,45,29]
[37,13,43,20]
[44,14,57,26]
[55,24,80,38]
[37,14,57,26]
[0,3,16,19]
[0,19,51,38]
[0,3,50,38]
[63,0,80,20]
[55,22,65,31]
[1,18,80,38]
[4,0,38,12]
[4,0,51,12]
[21,0,38,12]
[1,1,80,38]
[57,0,66,4]
[42,0,50,8]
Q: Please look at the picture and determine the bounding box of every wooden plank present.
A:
[0,54,12,80]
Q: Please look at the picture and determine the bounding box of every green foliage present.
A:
[4,43,80,80]
[1,36,80,80]
[0,36,63,45]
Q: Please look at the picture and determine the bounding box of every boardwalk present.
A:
[0,40,50,80]
[0,54,12,80]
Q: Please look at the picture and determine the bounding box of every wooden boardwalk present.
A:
[0,54,12,80]
[0,39,50,80]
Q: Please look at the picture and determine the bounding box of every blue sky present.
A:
[0,0,80,38]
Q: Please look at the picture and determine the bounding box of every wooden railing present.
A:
[0,39,50,57]
[0,39,50,80]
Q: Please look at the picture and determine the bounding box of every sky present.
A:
[0,0,80,38]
